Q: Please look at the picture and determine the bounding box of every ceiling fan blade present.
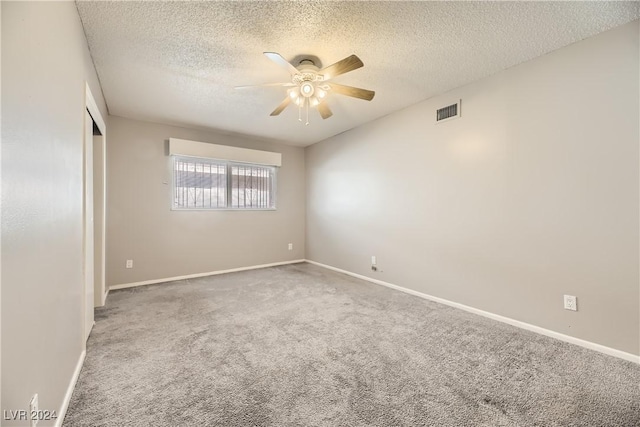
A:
[317,102,333,119]
[270,97,291,116]
[328,83,375,101]
[320,55,364,80]
[264,52,299,75]
[235,83,295,89]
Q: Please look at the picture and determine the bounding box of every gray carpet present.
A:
[64,263,640,426]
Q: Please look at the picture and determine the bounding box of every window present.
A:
[172,156,276,210]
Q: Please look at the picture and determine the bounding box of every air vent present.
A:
[436,100,461,122]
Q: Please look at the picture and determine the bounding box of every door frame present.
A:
[84,83,106,344]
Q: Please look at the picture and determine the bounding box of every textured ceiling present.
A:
[76,1,639,146]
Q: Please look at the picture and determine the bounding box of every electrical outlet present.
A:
[30,394,38,427]
[125,259,133,269]
[288,243,293,251]
[564,295,577,311]
[371,256,376,265]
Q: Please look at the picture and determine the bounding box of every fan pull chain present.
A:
[306,99,310,125]
[298,102,302,122]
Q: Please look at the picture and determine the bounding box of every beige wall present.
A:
[2,1,108,424]
[1,9,636,427]
[306,21,640,355]
[106,116,305,286]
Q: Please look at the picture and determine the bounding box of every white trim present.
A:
[55,350,86,427]
[0,4,3,409]
[85,82,105,135]
[95,133,107,307]
[170,156,278,211]
[102,288,110,306]
[85,83,107,311]
[82,109,95,343]
[110,260,306,290]
[305,260,640,364]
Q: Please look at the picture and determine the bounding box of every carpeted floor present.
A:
[64,262,640,426]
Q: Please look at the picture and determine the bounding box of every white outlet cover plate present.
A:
[564,295,577,311]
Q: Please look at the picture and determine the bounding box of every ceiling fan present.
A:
[236,52,375,125]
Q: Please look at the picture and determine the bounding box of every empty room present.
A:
[2,1,639,426]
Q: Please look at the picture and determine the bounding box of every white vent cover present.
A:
[436,100,461,122]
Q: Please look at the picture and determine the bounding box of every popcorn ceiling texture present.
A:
[75,1,639,145]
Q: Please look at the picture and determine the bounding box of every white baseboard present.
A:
[305,259,640,364]
[110,259,306,291]
[56,349,86,427]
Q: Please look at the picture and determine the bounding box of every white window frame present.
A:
[171,155,277,211]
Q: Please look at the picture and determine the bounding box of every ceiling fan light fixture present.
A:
[239,52,374,124]
[300,82,314,97]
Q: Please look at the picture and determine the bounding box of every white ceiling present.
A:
[76,1,639,146]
